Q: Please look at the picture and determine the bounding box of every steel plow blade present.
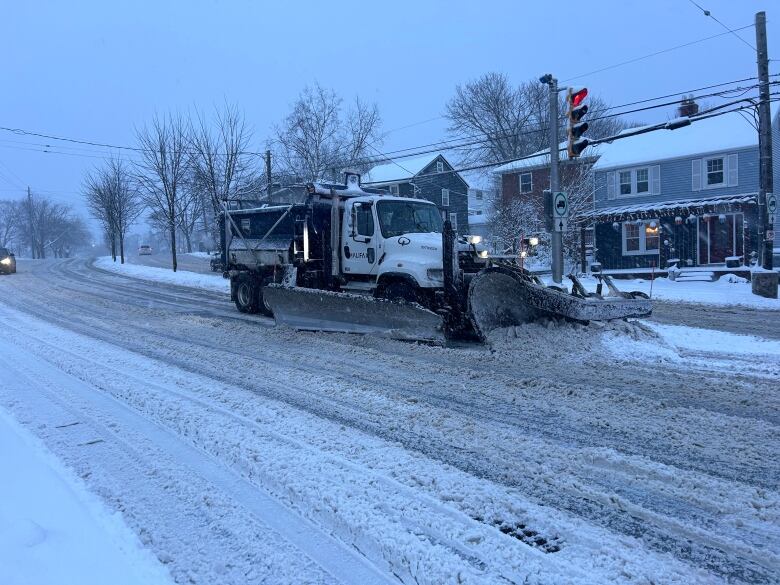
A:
[467,267,652,340]
[263,285,446,343]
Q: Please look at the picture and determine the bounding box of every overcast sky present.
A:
[0,0,775,227]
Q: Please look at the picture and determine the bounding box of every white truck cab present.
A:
[341,196,445,293]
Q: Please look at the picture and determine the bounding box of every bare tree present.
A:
[84,158,143,263]
[0,200,21,249]
[136,113,189,271]
[174,181,204,253]
[446,73,634,166]
[189,103,259,247]
[274,84,382,181]
[17,193,88,258]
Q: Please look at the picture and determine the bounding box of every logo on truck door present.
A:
[398,237,410,246]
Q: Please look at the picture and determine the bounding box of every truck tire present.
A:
[234,277,259,313]
[257,283,274,317]
[381,280,421,304]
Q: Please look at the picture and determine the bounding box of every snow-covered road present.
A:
[0,258,777,584]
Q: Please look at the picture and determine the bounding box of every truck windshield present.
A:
[376,201,443,238]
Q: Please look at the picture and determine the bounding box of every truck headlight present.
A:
[427,268,444,282]
[0,258,10,265]
[466,235,482,245]
[478,250,489,259]
[528,236,539,247]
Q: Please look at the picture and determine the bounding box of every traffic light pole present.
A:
[547,77,563,284]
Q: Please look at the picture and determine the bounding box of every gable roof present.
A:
[593,111,757,171]
[364,153,458,185]
[492,143,573,175]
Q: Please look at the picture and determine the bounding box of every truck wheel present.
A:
[257,283,274,317]
[381,281,421,304]
[235,277,259,313]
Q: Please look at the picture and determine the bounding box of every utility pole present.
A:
[265,150,273,198]
[27,186,35,259]
[756,11,774,271]
[541,74,563,284]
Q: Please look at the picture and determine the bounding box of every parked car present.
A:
[139,244,153,255]
[0,248,16,274]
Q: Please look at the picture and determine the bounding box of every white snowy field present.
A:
[95,256,229,293]
[0,409,173,585]
[1,258,779,584]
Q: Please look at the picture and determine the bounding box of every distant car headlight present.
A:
[466,235,482,245]
[0,258,11,265]
[427,268,444,282]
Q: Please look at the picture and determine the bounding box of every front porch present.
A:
[583,193,759,273]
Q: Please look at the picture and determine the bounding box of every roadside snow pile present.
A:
[95,257,229,294]
[487,318,680,363]
[186,252,212,259]
[0,408,173,585]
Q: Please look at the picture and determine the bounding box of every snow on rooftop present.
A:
[593,111,757,170]
[364,153,447,184]
[492,143,571,174]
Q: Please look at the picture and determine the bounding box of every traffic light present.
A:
[567,87,589,158]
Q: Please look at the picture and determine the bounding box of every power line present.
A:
[562,23,755,82]
[686,0,757,52]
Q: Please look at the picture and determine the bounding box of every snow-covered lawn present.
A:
[95,256,229,294]
[548,274,780,310]
[0,408,172,585]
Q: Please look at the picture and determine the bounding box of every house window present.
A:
[441,188,450,207]
[436,160,444,173]
[519,172,533,193]
[475,189,483,201]
[389,184,399,195]
[706,157,724,186]
[622,220,660,255]
[635,168,649,193]
[449,212,458,231]
[619,171,632,195]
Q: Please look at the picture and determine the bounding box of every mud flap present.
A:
[468,267,652,340]
[262,284,446,343]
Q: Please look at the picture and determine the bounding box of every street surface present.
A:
[0,258,777,584]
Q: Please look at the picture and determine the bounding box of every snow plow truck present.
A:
[220,171,651,342]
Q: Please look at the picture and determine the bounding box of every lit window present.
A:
[707,157,724,185]
[619,171,632,195]
[636,168,649,193]
[519,172,533,193]
[441,188,450,207]
[622,220,660,255]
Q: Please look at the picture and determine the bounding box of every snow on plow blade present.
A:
[263,284,446,343]
[467,267,652,339]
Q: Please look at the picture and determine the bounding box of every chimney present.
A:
[677,94,699,117]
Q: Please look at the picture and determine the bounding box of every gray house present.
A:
[364,154,470,233]
[581,109,774,272]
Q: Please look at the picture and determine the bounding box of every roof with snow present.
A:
[593,111,758,171]
[363,153,457,185]
[581,192,757,220]
[492,143,573,174]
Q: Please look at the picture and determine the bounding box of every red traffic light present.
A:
[570,87,588,107]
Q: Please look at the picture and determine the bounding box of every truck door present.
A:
[342,200,377,276]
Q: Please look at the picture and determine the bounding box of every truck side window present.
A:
[355,203,374,237]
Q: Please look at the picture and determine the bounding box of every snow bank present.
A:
[0,408,172,585]
[95,256,229,294]
[553,275,780,310]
